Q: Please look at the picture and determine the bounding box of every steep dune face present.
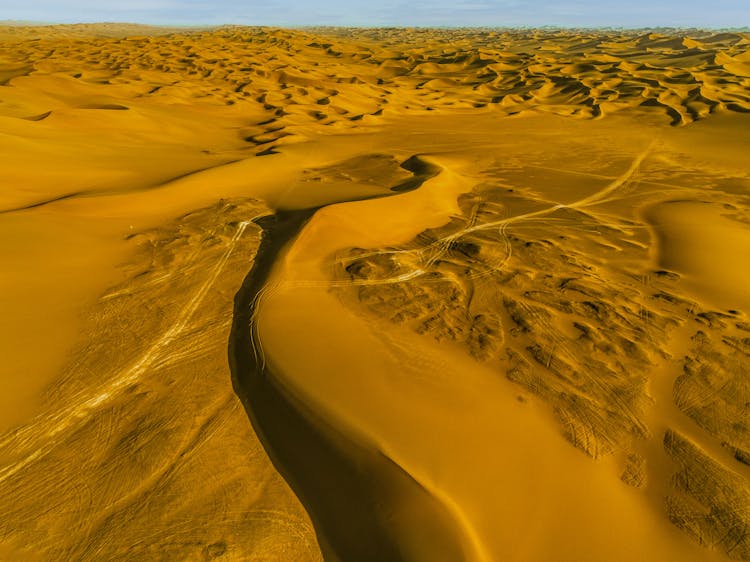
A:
[1,25,749,561]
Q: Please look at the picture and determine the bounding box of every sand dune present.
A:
[1,24,749,561]
[0,200,321,560]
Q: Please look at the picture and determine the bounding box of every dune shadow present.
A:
[228,208,470,561]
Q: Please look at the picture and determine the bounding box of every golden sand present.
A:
[1,23,749,561]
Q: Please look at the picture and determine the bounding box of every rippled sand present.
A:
[1,23,749,561]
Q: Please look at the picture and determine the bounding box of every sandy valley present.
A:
[1,23,749,561]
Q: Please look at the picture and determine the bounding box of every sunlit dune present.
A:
[1,23,749,561]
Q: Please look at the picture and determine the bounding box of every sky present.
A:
[1,0,749,29]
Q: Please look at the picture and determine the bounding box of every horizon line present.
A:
[2,20,749,33]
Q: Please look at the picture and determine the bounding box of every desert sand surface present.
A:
[1,23,749,561]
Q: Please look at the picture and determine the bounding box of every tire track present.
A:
[0,220,252,484]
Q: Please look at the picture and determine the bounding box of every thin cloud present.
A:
[3,0,748,28]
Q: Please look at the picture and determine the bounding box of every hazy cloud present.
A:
[3,0,748,27]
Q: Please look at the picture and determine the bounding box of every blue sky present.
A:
[2,0,748,28]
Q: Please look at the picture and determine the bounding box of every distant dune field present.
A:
[0,24,749,561]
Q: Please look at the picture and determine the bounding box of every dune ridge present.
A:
[230,207,473,562]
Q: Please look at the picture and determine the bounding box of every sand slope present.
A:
[0,200,321,560]
[264,114,750,560]
[1,24,749,561]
